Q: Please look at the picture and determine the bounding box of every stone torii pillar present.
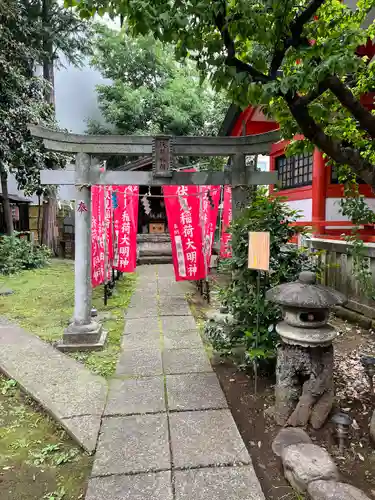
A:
[61,153,106,351]
[29,125,280,351]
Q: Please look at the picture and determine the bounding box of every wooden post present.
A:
[312,149,326,237]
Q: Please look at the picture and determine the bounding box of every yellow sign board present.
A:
[248,232,270,271]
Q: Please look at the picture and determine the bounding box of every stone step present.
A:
[139,255,173,265]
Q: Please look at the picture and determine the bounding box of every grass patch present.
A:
[0,375,92,500]
[0,259,137,378]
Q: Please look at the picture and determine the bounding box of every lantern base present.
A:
[274,342,334,429]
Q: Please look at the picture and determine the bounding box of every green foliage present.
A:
[68,0,375,183]
[0,0,93,204]
[210,188,318,367]
[1,379,17,396]
[0,260,136,377]
[345,231,375,298]
[43,488,66,500]
[335,165,375,298]
[30,443,78,467]
[0,373,91,499]
[0,234,51,275]
[89,25,228,138]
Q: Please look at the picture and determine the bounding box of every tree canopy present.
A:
[0,0,92,235]
[88,25,227,137]
[0,0,61,197]
[68,0,375,187]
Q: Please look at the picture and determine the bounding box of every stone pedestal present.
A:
[58,153,106,352]
[59,321,106,352]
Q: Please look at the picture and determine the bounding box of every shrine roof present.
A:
[219,104,278,138]
[0,193,31,204]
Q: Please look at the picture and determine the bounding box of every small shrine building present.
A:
[220,101,375,243]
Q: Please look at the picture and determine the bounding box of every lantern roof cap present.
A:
[266,271,346,309]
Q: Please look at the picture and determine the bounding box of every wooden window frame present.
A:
[276,152,313,190]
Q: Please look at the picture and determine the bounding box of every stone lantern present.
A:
[266,271,346,430]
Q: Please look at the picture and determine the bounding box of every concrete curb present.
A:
[0,319,107,454]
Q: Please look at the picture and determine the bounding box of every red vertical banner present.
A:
[91,185,105,287]
[113,185,139,272]
[104,186,114,264]
[220,186,232,258]
[164,185,206,281]
[200,186,221,269]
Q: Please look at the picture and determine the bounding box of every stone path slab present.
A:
[86,472,173,500]
[163,331,204,349]
[163,348,212,374]
[87,264,265,499]
[104,377,165,416]
[0,321,107,453]
[161,315,197,332]
[121,330,161,350]
[116,348,163,377]
[92,414,170,476]
[126,305,159,319]
[166,373,228,411]
[170,409,251,468]
[159,300,191,316]
[123,317,159,335]
[174,466,265,500]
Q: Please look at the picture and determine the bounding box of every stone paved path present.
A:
[86,265,265,500]
[0,317,106,453]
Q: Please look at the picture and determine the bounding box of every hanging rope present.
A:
[75,185,249,199]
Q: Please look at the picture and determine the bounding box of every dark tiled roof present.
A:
[0,193,31,203]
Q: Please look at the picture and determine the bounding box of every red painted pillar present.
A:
[312,149,326,236]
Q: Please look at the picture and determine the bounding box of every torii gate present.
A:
[29,125,280,351]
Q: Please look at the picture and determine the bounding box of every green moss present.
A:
[0,376,92,500]
[0,259,137,378]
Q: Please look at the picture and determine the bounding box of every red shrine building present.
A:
[220,41,375,242]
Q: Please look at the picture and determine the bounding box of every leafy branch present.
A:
[269,0,326,78]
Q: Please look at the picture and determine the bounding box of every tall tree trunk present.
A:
[0,170,14,236]
[37,195,42,244]
[41,190,58,253]
[41,0,58,254]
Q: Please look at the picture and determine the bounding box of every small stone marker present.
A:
[248,232,270,271]
[272,427,312,457]
[282,443,338,493]
[307,480,371,500]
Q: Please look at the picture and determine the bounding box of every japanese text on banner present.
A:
[113,185,139,273]
[200,185,220,269]
[91,185,105,287]
[164,184,206,282]
[105,186,114,266]
[220,186,232,258]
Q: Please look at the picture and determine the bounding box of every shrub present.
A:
[0,233,51,274]
[208,187,319,368]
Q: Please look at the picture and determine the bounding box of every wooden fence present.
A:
[307,238,375,319]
